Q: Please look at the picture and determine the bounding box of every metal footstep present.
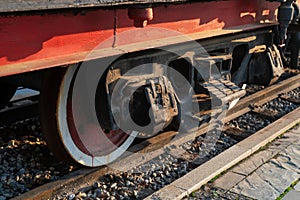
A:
[199,79,246,109]
[192,79,246,123]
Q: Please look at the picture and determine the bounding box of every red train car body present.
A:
[0,0,280,76]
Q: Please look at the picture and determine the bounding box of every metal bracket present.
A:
[110,74,179,136]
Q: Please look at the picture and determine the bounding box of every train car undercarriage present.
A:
[0,0,300,166]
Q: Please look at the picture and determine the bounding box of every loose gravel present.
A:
[284,87,300,99]
[226,95,299,134]
[51,123,241,200]
[0,118,74,200]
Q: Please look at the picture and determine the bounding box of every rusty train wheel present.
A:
[40,65,138,167]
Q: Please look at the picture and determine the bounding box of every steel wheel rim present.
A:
[57,65,138,167]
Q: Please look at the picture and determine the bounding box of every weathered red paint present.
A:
[0,0,280,77]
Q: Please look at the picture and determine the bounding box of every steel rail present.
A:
[147,99,300,200]
[0,95,39,126]
[11,73,300,200]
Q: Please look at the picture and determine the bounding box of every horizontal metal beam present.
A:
[0,0,226,13]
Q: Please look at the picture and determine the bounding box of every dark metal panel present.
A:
[0,0,217,13]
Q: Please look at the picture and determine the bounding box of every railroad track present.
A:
[148,97,300,199]
[0,0,299,199]
[3,72,298,200]
[0,88,39,127]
